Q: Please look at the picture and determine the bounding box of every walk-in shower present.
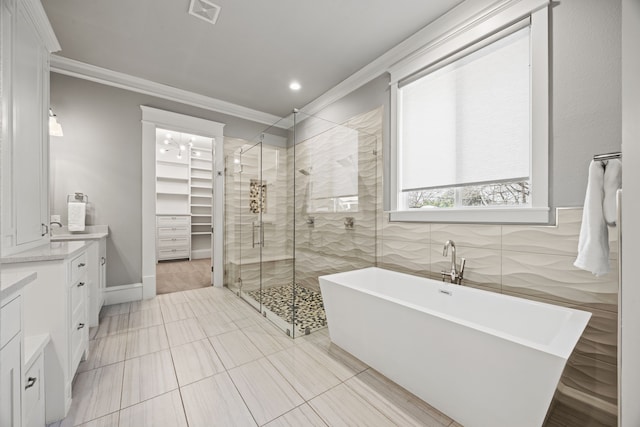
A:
[223,107,382,338]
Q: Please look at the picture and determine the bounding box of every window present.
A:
[389,7,549,223]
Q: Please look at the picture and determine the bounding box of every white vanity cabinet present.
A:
[51,229,109,327]
[0,295,23,427]
[2,242,90,423]
[0,0,60,255]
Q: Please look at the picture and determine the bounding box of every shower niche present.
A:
[224,107,382,338]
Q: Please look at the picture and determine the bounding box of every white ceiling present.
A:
[43,0,463,118]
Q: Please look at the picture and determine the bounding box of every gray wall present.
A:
[307,0,621,213]
[620,0,640,424]
[49,73,284,287]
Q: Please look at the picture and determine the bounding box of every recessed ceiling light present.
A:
[289,82,301,91]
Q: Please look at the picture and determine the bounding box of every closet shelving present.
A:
[189,147,213,259]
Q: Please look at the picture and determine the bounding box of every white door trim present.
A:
[141,106,225,298]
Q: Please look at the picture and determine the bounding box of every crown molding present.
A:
[21,0,60,52]
[50,55,287,128]
[299,0,547,116]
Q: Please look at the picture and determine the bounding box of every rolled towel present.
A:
[574,161,609,276]
[603,159,622,226]
[68,201,86,232]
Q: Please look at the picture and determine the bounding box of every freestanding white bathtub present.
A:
[319,267,591,427]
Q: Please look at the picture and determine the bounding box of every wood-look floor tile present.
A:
[232,314,266,329]
[157,291,188,305]
[345,369,452,426]
[164,318,206,347]
[60,363,124,426]
[222,304,261,322]
[171,339,225,386]
[128,306,163,330]
[268,345,343,400]
[100,302,131,317]
[242,323,294,356]
[94,314,129,339]
[228,358,304,425]
[208,330,263,369]
[130,298,160,312]
[264,404,327,427]
[181,373,257,427]
[298,340,367,381]
[160,302,195,323]
[118,390,188,427]
[309,383,396,427]
[197,311,238,337]
[125,325,169,359]
[75,412,119,427]
[121,350,178,408]
[78,334,127,373]
[188,298,220,316]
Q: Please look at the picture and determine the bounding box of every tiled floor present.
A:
[50,286,460,427]
[156,259,212,294]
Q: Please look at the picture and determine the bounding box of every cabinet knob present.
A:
[25,377,37,390]
[77,323,85,330]
[101,257,106,265]
[77,281,86,287]
[78,263,86,268]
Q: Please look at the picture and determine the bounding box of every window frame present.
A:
[388,3,550,224]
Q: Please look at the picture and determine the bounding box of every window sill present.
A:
[388,207,551,224]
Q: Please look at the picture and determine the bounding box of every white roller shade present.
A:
[399,26,531,192]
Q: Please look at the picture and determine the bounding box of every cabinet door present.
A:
[0,335,22,427]
[14,2,48,246]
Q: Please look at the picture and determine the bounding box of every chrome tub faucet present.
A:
[442,240,466,285]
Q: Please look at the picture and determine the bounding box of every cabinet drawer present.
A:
[70,252,88,284]
[70,278,87,315]
[157,226,189,237]
[24,352,44,427]
[0,296,21,348]
[157,237,189,249]
[157,216,190,226]
[158,248,189,260]
[70,313,88,375]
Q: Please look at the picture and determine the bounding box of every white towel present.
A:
[574,161,609,276]
[603,159,622,226]
[68,202,86,232]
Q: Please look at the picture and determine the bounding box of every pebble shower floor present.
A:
[247,284,326,334]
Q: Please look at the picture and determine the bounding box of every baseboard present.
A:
[191,249,211,260]
[104,283,143,305]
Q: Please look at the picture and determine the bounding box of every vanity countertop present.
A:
[1,241,90,264]
[1,271,37,301]
[50,225,109,241]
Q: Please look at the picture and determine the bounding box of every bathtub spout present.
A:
[442,240,465,285]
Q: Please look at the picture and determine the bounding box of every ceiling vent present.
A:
[188,0,221,25]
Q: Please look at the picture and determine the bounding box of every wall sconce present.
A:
[49,108,63,136]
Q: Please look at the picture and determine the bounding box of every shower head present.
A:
[298,168,311,176]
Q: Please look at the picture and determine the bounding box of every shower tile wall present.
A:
[291,107,382,292]
[379,207,619,416]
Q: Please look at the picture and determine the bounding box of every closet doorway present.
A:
[155,128,214,294]
[141,106,225,300]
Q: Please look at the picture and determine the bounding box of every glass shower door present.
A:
[238,142,263,311]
